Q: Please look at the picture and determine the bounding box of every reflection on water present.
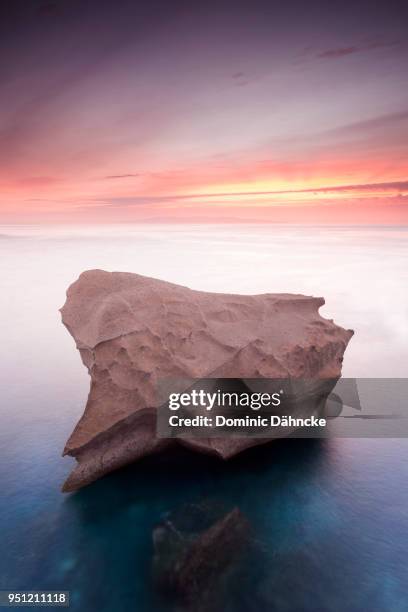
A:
[0,225,407,611]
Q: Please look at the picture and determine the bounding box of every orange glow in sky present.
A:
[1,1,407,224]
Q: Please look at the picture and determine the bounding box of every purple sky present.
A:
[1,0,407,223]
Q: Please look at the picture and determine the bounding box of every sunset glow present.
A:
[1,0,407,224]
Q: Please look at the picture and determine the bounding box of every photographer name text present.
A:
[168,414,327,428]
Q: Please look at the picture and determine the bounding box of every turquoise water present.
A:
[1,225,408,611]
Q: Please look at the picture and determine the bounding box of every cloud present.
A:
[88,180,408,209]
[231,71,249,87]
[299,180,408,194]
[326,111,408,135]
[317,39,399,59]
[104,173,140,179]
[17,176,60,187]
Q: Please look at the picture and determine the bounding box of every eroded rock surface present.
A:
[60,269,353,491]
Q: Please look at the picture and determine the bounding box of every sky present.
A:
[1,0,407,224]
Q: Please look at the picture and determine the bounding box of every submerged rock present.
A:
[60,269,353,491]
[152,505,252,610]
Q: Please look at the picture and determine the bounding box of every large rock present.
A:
[60,270,353,491]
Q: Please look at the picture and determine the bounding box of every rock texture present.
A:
[60,269,353,492]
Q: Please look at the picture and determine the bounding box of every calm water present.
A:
[0,224,407,611]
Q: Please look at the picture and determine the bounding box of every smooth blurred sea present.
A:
[0,224,407,611]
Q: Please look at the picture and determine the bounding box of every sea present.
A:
[0,224,407,611]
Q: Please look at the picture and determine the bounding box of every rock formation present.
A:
[152,505,252,609]
[60,269,353,492]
